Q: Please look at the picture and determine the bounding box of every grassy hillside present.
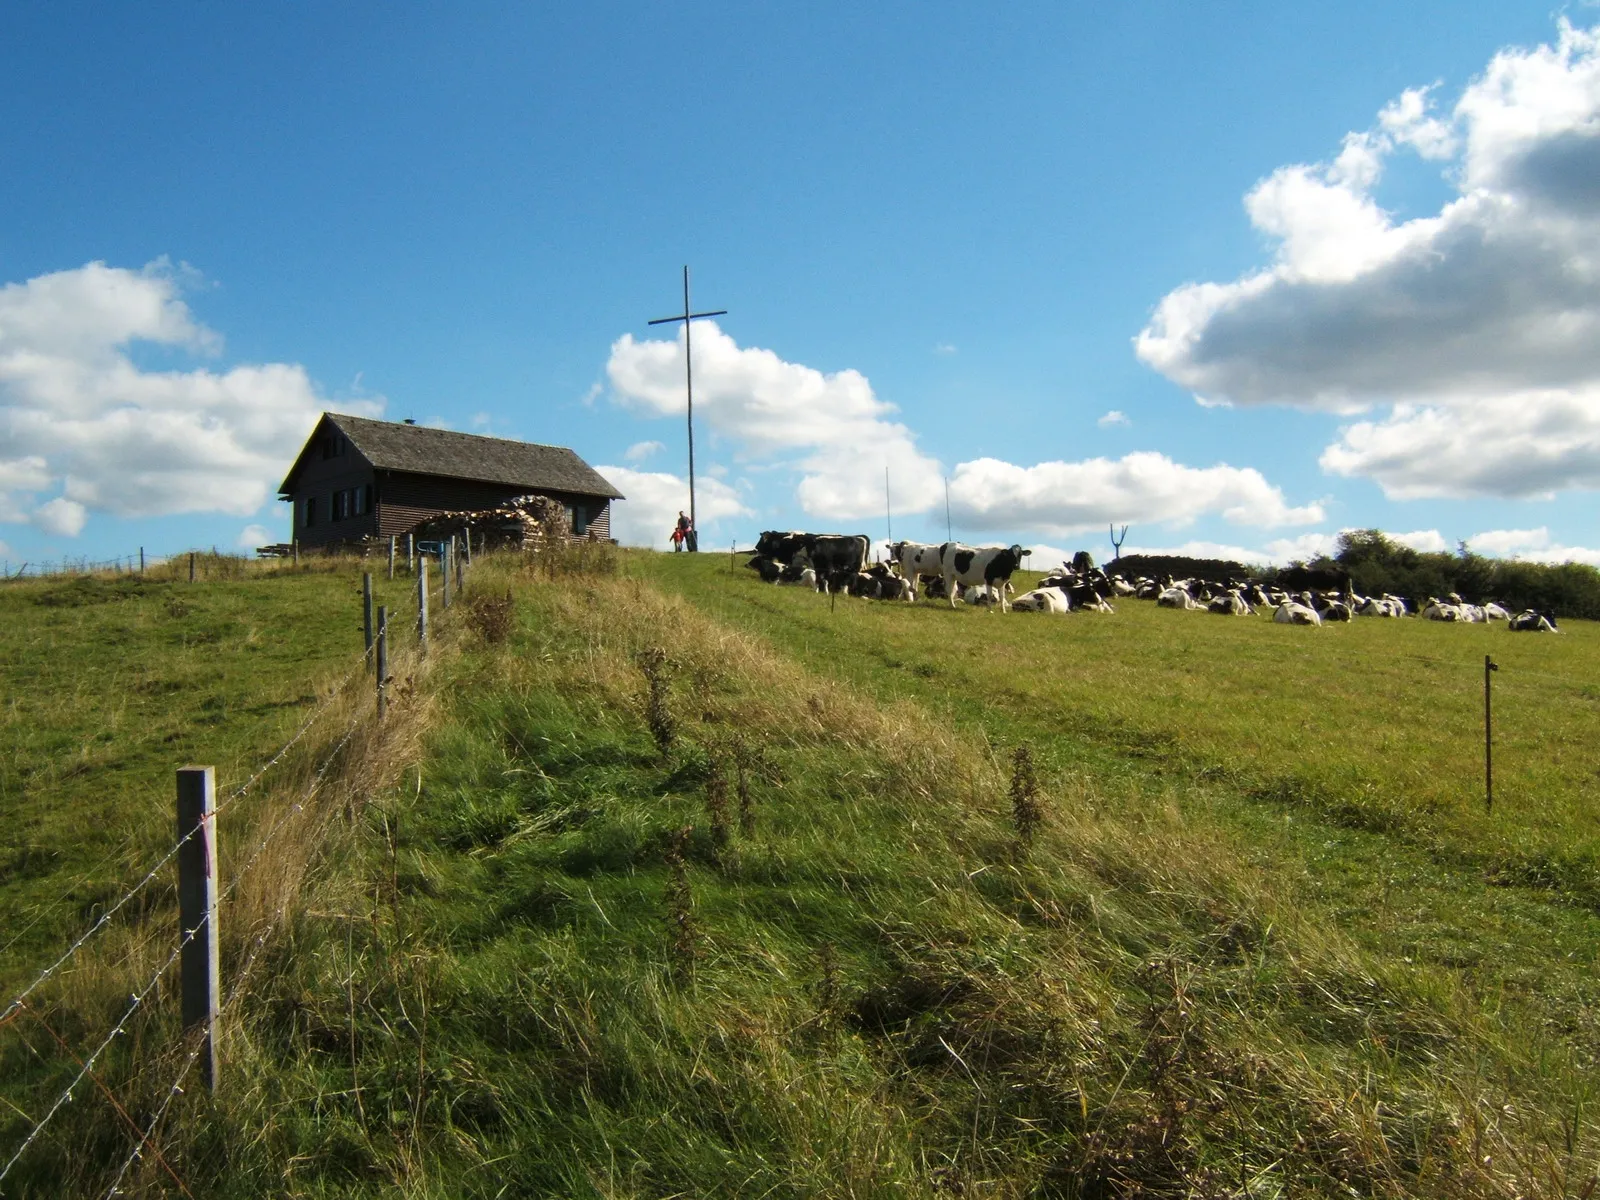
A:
[0,558,418,995]
[4,550,1596,1197]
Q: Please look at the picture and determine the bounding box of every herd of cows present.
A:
[742,531,1563,632]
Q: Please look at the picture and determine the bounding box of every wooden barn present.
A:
[278,413,624,549]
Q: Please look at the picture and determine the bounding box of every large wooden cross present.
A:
[648,266,726,551]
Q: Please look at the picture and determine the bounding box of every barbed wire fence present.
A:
[0,535,468,1193]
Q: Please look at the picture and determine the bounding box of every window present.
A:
[304,495,317,527]
[333,489,352,521]
[321,433,346,460]
[354,484,369,516]
[571,504,588,536]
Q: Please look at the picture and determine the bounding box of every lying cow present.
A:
[939,543,1030,612]
[744,555,783,583]
[1157,586,1200,610]
[1274,600,1322,625]
[1509,609,1559,632]
[1011,585,1070,613]
[962,581,1013,606]
[1207,589,1252,616]
[777,565,817,588]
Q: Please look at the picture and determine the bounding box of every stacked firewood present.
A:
[405,493,572,550]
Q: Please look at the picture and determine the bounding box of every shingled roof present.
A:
[280,413,624,499]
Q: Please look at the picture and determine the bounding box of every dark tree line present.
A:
[1315,529,1600,620]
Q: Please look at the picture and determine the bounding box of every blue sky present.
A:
[3,3,1598,570]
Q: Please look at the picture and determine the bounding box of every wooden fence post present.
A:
[406,534,415,575]
[176,766,220,1094]
[139,547,145,575]
[442,542,453,610]
[455,536,465,595]
[376,606,389,720]
[362,572,374,670]
[1485,655,1498,813]
[417,558,429,652]
[293,540,300,567]
[388,536,396,581]
[464,529,472,565]
[189,552,196,583]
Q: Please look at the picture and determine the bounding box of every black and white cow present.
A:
[939,543,1030,612]
[1011,585,1070,613]
[744,555,783,583]
[887,540,945,601]
[755,531,871,579]
[1509,610,1559,632]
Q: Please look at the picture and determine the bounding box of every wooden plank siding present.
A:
[289,447,378,548]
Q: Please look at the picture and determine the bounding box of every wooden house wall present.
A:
[289,451,378,547]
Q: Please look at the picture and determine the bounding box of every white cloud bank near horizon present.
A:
[0,260,379,538]
[1136,20,1600,502]
[595,464,751,549]
[606,324,1325,541]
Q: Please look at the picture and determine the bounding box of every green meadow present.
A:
[2,549,1597,1197]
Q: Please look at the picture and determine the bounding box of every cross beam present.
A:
[648,266,726,551]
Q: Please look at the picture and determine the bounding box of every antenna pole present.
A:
[944,477,952,541]
[885,464,892,543]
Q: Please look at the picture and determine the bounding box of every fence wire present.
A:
[0,652,368,1028]
[5,696,372,1188]
[3,553,443,1187]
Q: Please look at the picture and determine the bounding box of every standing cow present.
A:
[938,543,1030,613]
[755,531,870,585]
[887,540,944,601]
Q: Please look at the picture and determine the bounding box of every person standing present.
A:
[672,511,690,551]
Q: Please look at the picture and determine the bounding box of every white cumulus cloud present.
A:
[1466,525,1600,564]
[1136,20,1600,500]
[0,260,381,536]
[32,497,87,537]
[946,452,1324,538]
[1097,410,1130,427]
[594,464,751,549]
[1390,528,1450,553]
[237,523,274,549]
[624,439,664,462]
[606,321,943,522]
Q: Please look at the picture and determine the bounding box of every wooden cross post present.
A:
[648,266,727,552]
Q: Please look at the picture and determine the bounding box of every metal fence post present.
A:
[388,536,396,581]
[406,534,415,575]
[293,540,300,567]
[417,557,429,652]
[176,766,220,1093]
[362,572,374,670]
[376,605,389,720]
